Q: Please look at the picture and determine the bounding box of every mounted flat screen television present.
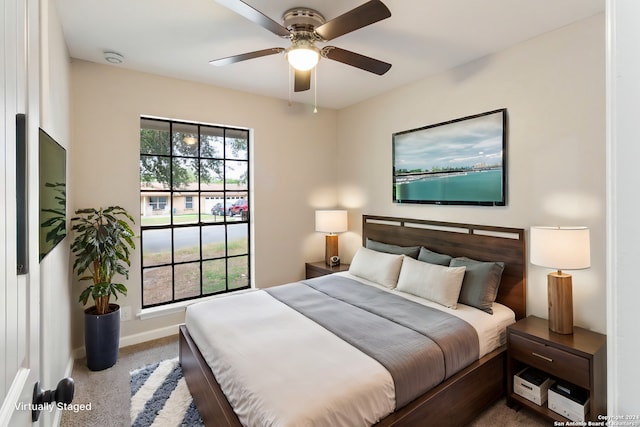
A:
[393,109,507,206]
[39,128,67,261]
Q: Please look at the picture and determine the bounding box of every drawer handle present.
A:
[532,352,553,363]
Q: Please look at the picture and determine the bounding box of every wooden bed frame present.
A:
[179,215,527,426]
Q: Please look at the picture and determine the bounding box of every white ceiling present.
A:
[56,0,604,109]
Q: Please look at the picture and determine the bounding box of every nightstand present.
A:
[305,261,350,279]
[506,316,606,422]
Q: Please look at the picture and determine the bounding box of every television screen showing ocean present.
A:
[394,168,503,204]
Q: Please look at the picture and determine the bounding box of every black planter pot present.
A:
[84,303,120,371]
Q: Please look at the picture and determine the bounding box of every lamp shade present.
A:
[315,210,348,234]
[530,226,590,270]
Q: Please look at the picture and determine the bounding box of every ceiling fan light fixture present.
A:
[286,45,320,71]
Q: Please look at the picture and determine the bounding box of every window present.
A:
[139,117,250,308]
[149,196,167,210]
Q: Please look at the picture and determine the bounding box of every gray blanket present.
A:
[265,275,479,408]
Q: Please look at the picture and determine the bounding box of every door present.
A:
[0,0,41,425]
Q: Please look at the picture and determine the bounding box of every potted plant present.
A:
[70,206,135,371]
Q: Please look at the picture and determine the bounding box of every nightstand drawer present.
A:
[509,334,590,388]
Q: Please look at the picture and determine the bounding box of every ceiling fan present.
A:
[210,0,392,92]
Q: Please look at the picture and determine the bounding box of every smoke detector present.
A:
[104,51,124,64]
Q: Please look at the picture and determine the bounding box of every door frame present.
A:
[0,0,41,424]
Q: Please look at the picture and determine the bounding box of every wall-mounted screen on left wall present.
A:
[39,128,66,261]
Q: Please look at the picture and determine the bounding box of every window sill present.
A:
[138,288,256,320]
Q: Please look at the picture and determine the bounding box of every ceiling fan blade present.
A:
[314,0,391,41]
[322,46,391,75]
[216,0,290,37]
[209,48,285,66]
[294,69,311,92]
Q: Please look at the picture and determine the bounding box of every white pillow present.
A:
[396,256,466,308]
[349,247,404,289]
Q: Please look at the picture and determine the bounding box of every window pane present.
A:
[225,160,248,190]
[229,256,249,289]
[143,266,173,305]
[200,159,224,186]
[226,192,248,222]
[202,193,226,224]
[228,223,248,256]
[172,122,199,157]
[203,259,226,294]
[172,194,198,225]
[174,262,201,300]
[201,126,224,159]
[202,225,226,259]
[141,195,170,226]
[226,129,248,160]
[140,155,170,190]
[142,229,172,266]
[173,227,201,263]
[140,119,170,155]
[172,158,198,190]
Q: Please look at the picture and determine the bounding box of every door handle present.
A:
[32,377,75,421]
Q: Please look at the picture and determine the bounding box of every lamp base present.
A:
[325,234,338,266]
[548,272,573,334]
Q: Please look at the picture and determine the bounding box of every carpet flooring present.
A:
[130,357,203,426]
[60,335,179,427]
[61,334,549,426]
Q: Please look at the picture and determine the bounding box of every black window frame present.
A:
[139,116,251,309]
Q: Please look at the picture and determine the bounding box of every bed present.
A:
[179,215,527,426]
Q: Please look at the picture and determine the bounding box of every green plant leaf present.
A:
[70,206,136,309]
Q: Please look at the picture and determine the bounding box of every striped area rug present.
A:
[130,357,204,427]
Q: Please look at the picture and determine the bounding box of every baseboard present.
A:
[64,354,75,377]
[119,324,181,348]
[51,355,75,426]
[72,323,181,360]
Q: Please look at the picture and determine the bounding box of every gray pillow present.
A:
[366,238,420,259]
[418,247,452,266]
[450,257,505,314]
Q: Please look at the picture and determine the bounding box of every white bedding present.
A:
[185,290,394,427]
[184,273,515,427]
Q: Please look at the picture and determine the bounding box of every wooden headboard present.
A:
[362,215,527,320]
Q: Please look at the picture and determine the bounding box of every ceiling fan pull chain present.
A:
[314,67,318,113]
[288,65,292,106]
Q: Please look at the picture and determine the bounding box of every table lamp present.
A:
[530,226,591,334]
[315,210,348,266]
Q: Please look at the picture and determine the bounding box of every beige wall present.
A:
[70,62,338,349]
[336,14,606,333]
